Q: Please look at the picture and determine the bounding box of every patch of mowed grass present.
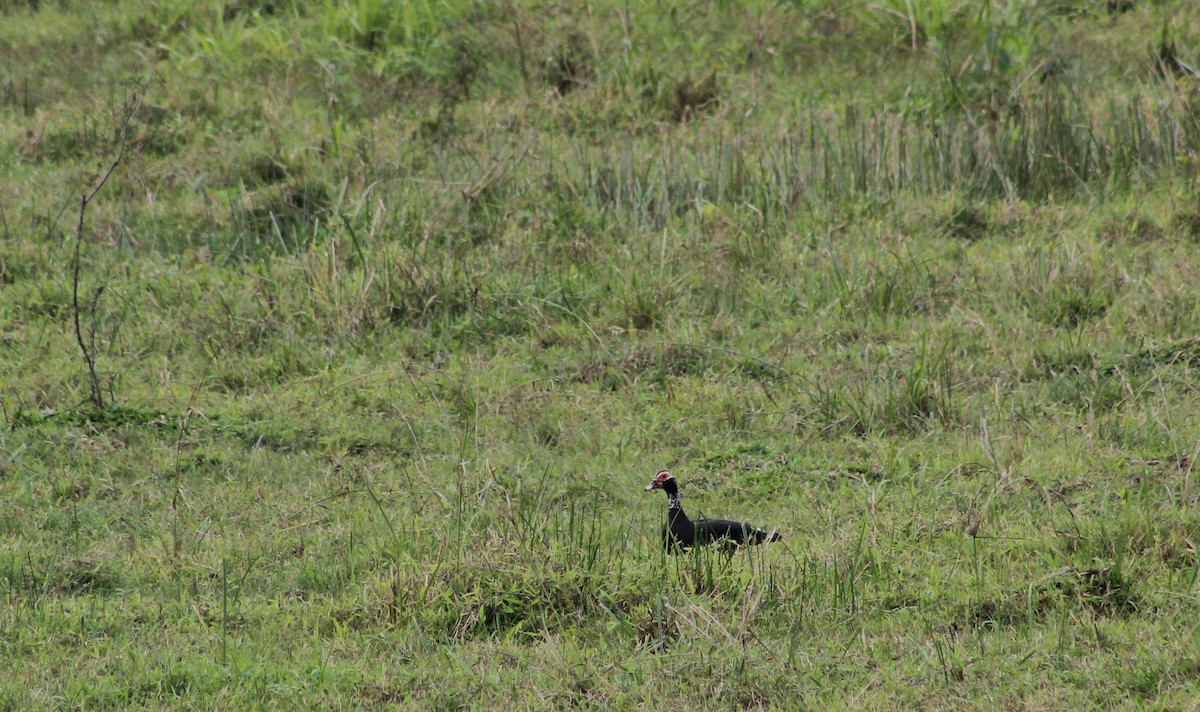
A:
[4,0,1200,708]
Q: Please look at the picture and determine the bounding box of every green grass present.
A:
[4,0,1200,707]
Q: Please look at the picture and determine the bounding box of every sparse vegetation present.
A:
[3,0,1200,707]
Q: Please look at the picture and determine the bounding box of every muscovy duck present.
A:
[644,470,782,552]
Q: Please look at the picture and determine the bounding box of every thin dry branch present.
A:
[71,84,146,409]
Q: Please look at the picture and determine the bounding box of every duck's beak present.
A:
[644,481,660,491]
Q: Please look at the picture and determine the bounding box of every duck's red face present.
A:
[644,470,675,491]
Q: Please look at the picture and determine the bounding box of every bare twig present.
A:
[171,340,224,559]
[71,83,146,409]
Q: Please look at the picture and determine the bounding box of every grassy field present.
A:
[3,0,1200,707]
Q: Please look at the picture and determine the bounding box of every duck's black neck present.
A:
[662,480,685,517]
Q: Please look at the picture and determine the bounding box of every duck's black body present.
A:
[645,470,782,553]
